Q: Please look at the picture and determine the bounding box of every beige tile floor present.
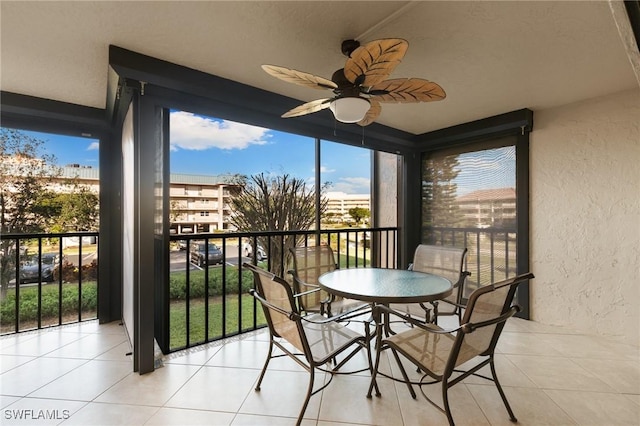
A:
[1,318,638,425]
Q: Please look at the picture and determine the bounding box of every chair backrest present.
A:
[290,245,337,281]
[289,245,337,310]
[411,244,468,304]
[448,272,534,372]
[244,262,306,354]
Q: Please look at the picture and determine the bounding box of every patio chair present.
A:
[393,244,470,325]
[244,262,373,426]
[288,245,367,316]
[367,272,534,426]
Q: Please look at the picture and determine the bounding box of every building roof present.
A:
[457,187,516,202]
[57,166,241,186]
[170,173,241,185]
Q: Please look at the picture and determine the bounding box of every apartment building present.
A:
[48,166,240,234]
[456,187,516,228]
[40,166,378,232]
[169,173,240,233]
[325,191,371,224]
[40,165,514,232]
[50,164,100,193]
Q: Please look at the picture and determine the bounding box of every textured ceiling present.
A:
[1,1,638,134]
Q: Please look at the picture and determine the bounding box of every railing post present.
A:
[78,240,83,322]
[58,236,63,326]
[37,238,42,329]
[14,238,20,333]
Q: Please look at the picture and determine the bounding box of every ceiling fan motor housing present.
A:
[341,39,360,57]
[331,68,357,92]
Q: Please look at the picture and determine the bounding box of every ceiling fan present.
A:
[262,38,446,126]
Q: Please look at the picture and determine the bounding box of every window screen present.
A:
[422,137,517,297]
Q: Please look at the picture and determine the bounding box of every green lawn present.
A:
[169,294,266,350]
[3,255,373,348]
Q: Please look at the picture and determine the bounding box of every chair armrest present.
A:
[287,269,333,310]
[450,270,471,290]
[460,305,520,333]
[293,287,323,299]
[250,289,300,320]
[288,269,321,290]
[431,299,466,309]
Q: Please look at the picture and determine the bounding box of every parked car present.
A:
[41,252,61,266]
[242,243,267,261]
[19,254,58,284]
[190,242,223,267]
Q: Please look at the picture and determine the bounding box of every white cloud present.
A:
[170,111,271,151]
[313,165,336,173]
[329,177,370,194]
[87,142,99,151]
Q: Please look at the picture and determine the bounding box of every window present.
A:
[422,136,519,297]
[169,110,315,233]
[321,140,371,226]
[0,128,100,232]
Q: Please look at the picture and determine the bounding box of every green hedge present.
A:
[169,267,256,300]
[0,282,97,325]
[1,265,260,330]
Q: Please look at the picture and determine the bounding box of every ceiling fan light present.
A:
[329,97,370,123]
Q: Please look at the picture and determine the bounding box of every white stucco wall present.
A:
[530,88,640,345]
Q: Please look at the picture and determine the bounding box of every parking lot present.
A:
[169,244,250,272]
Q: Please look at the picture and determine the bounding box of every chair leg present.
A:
[390,348,416,399]
[442,380,455,426]
[255,338,274,391]
[363,323,378,395]
[490,357,517,422]
[367,332,383,398]
[296,367,315,426]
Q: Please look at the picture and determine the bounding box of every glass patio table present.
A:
[318,267,453,305]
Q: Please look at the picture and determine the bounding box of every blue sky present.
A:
[19,113,514,197]
[168,111,372,193]
[22,111,373,194]
[454,146,516,196]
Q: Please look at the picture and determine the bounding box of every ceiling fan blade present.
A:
[281,98,333,118]
[262,65,337,90]
[367,78,446,103]
[344,38,408,87]
[357,100,381,127]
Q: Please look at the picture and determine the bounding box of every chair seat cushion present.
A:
[386,325,485,377]
[302,314,364,364]
[386,326,452,377]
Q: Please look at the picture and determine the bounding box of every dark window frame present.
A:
[411,110,532,318]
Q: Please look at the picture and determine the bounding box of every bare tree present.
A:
[229,173,327,273]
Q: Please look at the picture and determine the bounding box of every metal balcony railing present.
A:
[1,227,516,352]
[0,232,99,335]
[424,226,518,296]
[166,227,398,352]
